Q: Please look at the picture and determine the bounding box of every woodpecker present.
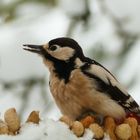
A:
[23,37,140,121]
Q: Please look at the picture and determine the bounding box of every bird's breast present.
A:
[49,69,93,120]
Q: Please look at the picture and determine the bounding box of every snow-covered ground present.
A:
[0,118,111,140]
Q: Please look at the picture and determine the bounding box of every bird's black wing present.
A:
[81,58,140,114]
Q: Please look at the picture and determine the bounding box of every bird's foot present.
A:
[77,112,104,127]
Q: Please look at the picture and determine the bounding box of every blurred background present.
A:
[0,0,140,121]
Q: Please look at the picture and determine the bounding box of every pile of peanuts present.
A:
[0,108,40,135]
[1,108,140,140]
[60,115,140,140]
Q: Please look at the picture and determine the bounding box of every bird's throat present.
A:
[53,60,75,83]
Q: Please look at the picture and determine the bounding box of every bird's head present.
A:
[24,37,84,80]
[23,37,85,69]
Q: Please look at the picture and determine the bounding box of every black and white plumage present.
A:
[23,37,140,120]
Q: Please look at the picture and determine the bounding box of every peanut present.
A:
[124,117,138,140]
[71,121,84,137]
[4,108,20,133]
[0,120,9,135]
[104,116,117,140]
[89,123,104,139]
[80,116,95,128]
[115,123,131,140]
[26,111,40,124]
[59,115,73,127]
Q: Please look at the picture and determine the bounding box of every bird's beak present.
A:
[23,44,44,55]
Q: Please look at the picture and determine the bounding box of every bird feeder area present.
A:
[0,108,140,140]
[60,115,140,140]
[0,108,40,135]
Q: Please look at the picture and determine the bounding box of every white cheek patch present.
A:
[49,47,75,61]
[75,58,84,68]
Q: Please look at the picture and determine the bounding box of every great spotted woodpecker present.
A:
[23,37,140,121]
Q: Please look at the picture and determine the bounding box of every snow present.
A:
[0,118,110,140]
[105,0,140,33]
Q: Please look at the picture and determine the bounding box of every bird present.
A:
[23,37,140,121]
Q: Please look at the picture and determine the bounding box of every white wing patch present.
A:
[87,64,129,96]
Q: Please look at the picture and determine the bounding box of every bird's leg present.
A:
[77,111,104,127]
[77,111,96,120]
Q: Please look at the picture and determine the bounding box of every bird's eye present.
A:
[49,45,59,51]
